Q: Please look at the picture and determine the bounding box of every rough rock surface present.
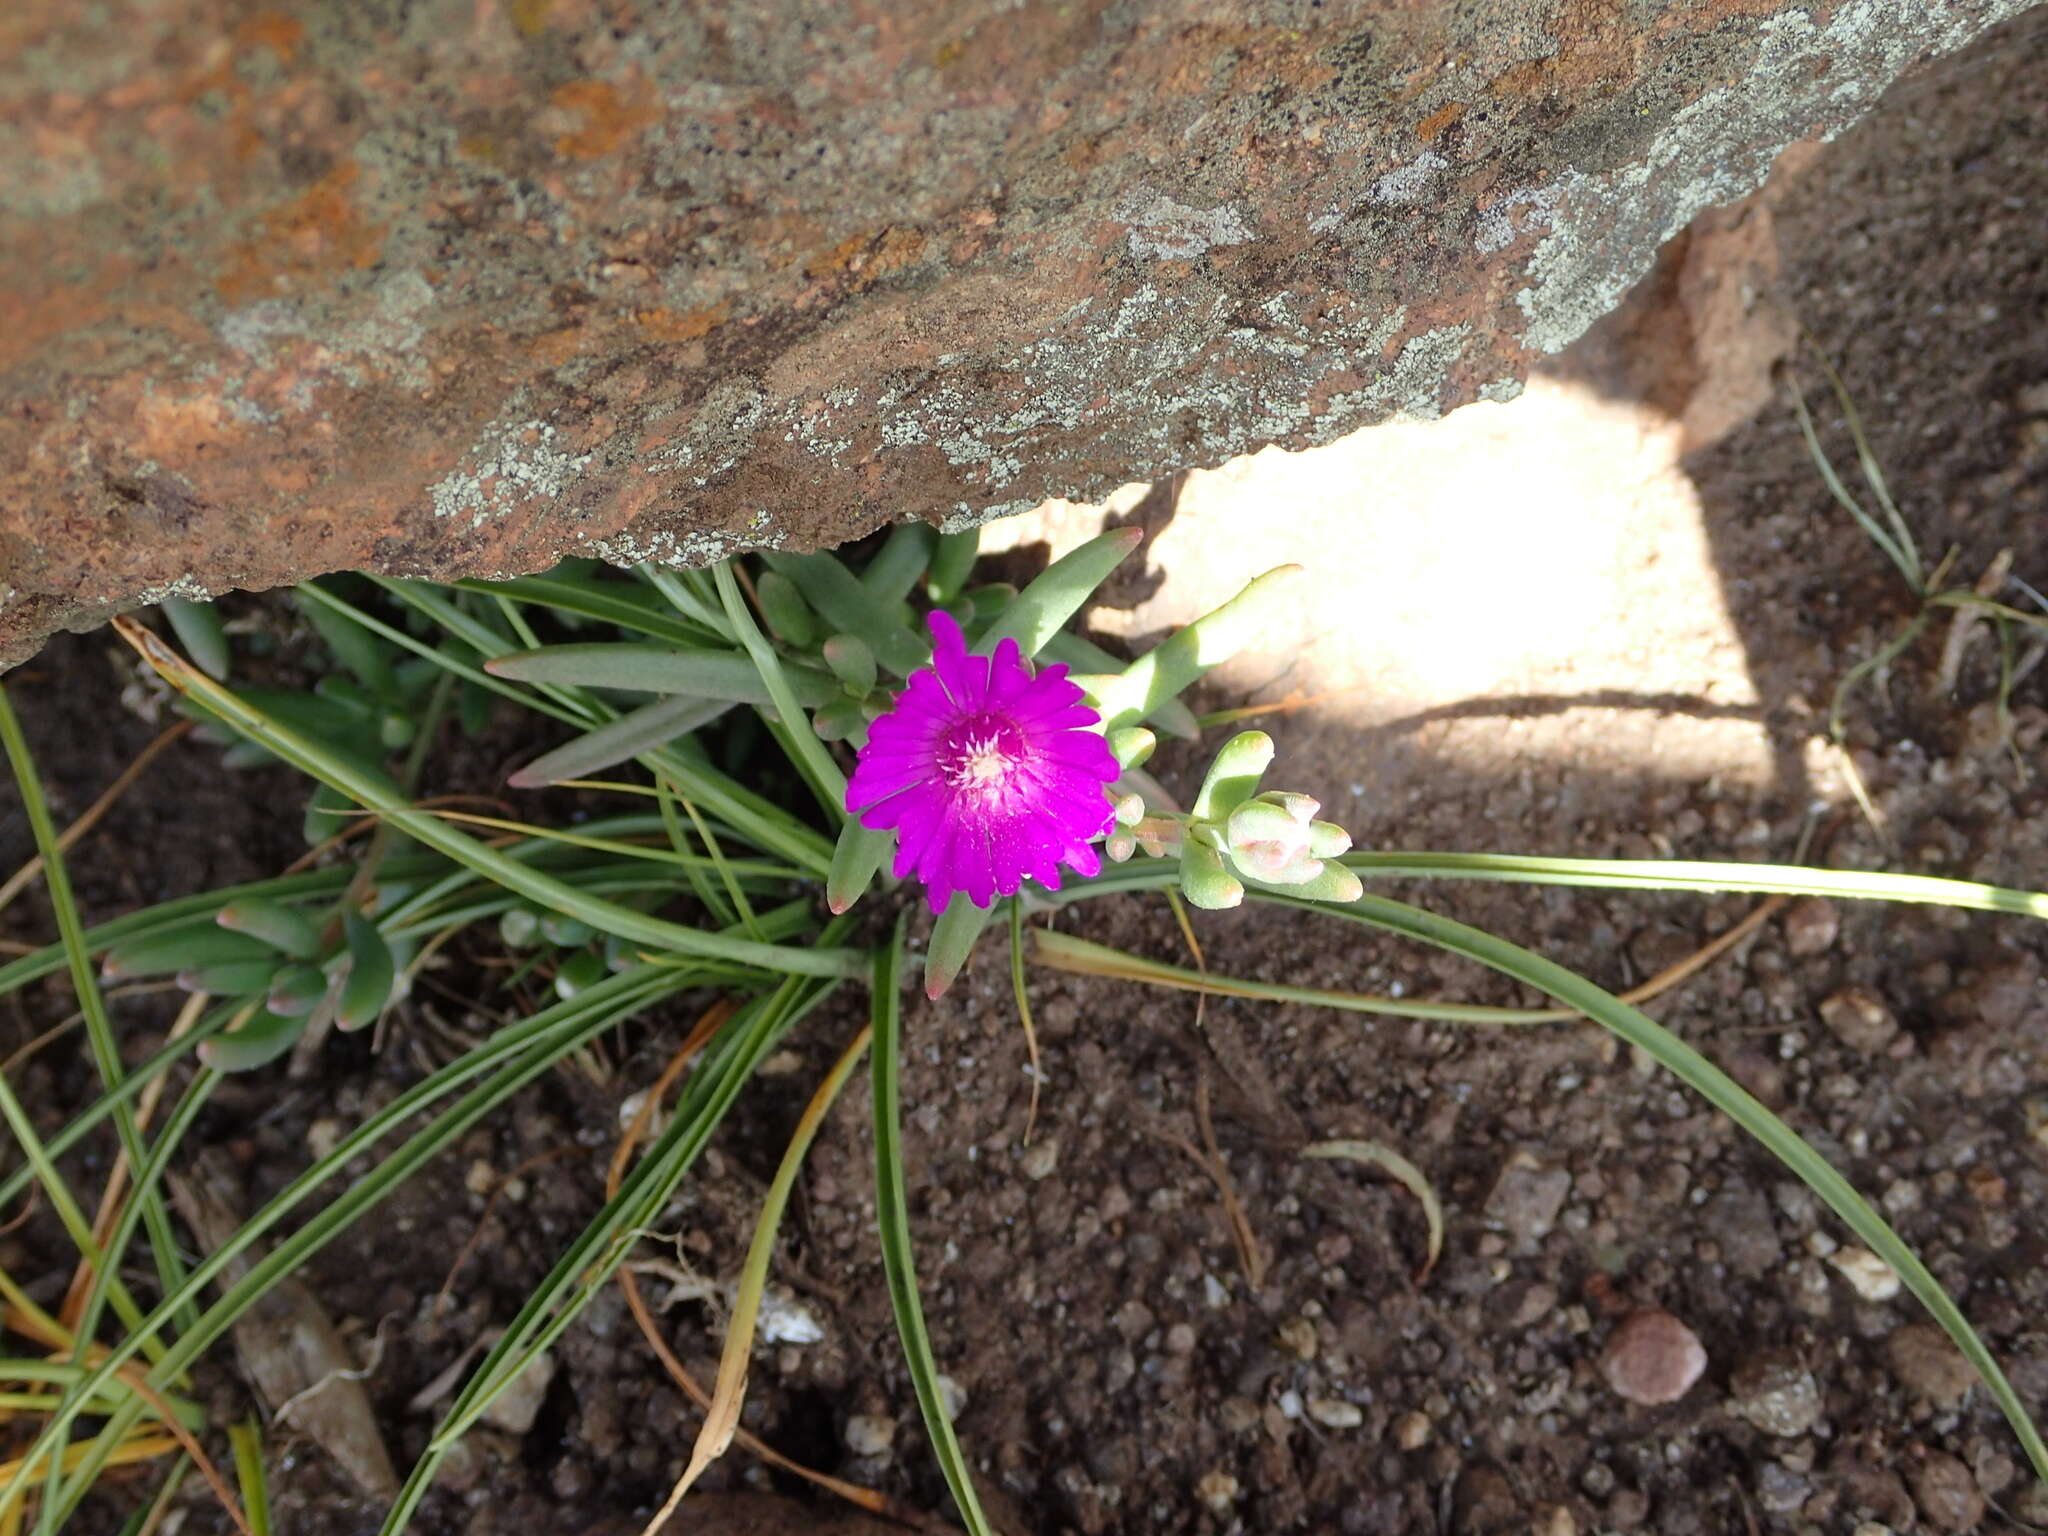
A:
[1,0,2036,663]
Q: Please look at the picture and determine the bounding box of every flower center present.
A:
[936,715,1026,797]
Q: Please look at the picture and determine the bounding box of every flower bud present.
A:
[1224,793,1324,885]
[1105,828,1139,863]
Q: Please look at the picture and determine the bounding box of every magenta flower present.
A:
[847,611,1119,913]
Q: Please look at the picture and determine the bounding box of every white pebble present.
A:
[844,1413,896,1457]
[1830,1246,1901,1302]
[1307,1398,1363,1429]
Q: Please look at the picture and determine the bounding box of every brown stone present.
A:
[1599,1309,1708,1406]
[2,0,2034,664]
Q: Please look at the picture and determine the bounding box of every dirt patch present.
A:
[4,15,2048,1536]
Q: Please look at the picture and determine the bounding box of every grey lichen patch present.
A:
[1116,185,1256,261]
[1322,325,1474,425]
[589,519,782,569]
[1510,0,2034,353]
[646,376,771,489]
[216,269,439,391]
[432,418,593,531]
[130,575,216,605]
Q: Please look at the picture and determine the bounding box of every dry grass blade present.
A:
[1032,896,1786,1023]
[607,1012,940,1530]
[0,1267,250,1536]
[1007,902,1044,1143]
[0,721,193,919]
[1302,1140,1445,1285]
[1193,1065,1264,1290]
[637,1023,873,1536]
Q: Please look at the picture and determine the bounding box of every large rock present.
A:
[1,0,2033,663]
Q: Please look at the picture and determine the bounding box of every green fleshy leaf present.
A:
[296,588,396,697]
[197,1008,307,1072]
[1040,632,1198,738]
[754,571,819,648]
[176,960,280,997]
[303,782,355,846]
[924,894,996,998]
[822,634,877,696]
[827,822,893,914]
[811,698,869,744]
[925,528,980,604]
[859,523,938,604]
[159,597,230,681]
[103,925,277,980]
[485,644,834,707]
[1107,727,1156,770]
[539,914,594,947]
[335,912,395,1031]
[1086,565,1302,732]
[215,899,321,960]
[266,964,329,1017]
[762,551,930,677]
[507,695,734,789]
[1191,730,1274,823]
[1246,862,1362,904]
[980,528,1142,660]
[1178,843,1244,910]
[553,951,606,1000]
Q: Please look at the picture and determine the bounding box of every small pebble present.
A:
[1599,1309,1708,1405]
[844,1413,896,1458]
[1728,1354,1821,1437]
[1276,1316,1318,1360]
[1306,1397,1362,1429]
[1019,1136,1061,1181]
[935,1374,967,1423]
[1196,1470,1239,1512]
[1392,1411,1433,1450]
[1756,1460,1811,1515]
[1818,987,1900,1054]
[1486,1152,1572,1247]
[1886,1323,1976,1408]
[1907,1449,1985,1532]
[1782,897,1840,956]
[1829,1245,1901,1301]
[1532,1505,1576,1536]
[306,1117,344,1160]
[480,1349,555,1435]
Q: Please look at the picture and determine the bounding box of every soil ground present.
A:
[4,12,2048,1535]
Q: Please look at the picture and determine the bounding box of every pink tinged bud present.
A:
[1224,797,1323,885]
[1105,828,1139,863]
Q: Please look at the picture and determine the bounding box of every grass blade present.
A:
[638,1022,872,1533]
[870,922,995,1536]
[713,563,849,816]
[486,644,836,707]
[1055,851,2048,921]
[112,619,858,978]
